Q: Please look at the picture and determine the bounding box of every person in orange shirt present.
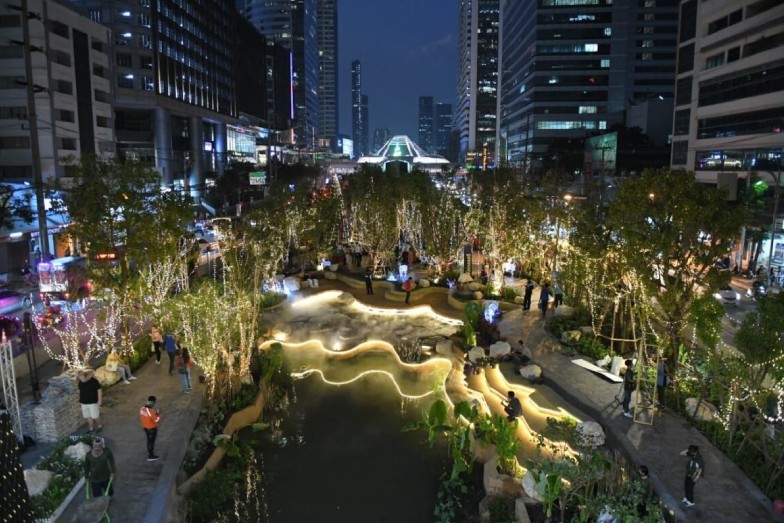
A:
[140,396,161,462]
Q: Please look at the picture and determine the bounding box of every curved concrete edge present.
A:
[334,272,452,303]
[176,388,265,496]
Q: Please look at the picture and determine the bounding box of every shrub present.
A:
[502,286,517,303]
[30,435,94,519]
[578,335,610,360]
[260,292,286,309]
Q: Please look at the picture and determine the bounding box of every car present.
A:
[714,285,741,305]
[0,289,33,314]
[0,315,22,339]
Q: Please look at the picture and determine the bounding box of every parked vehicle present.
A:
[714,285,741,305]
[0,289,33,314]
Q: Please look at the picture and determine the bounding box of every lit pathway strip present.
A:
[290,368,439,400]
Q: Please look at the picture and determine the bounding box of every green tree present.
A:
[606,169,746,371]
[734,291,784,388]
[0,184,34,231]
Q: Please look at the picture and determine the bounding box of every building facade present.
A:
[497,0,678,169]
[360,94,369,156]
[456,0,499,167]
[317,0,338,147]
[66,0,238,193]
[435,102,453,158]
[670,0,784,184]
[351,60,367,157]
[243,0,318,148]
[418,96,434,154]
[0,0,114,267]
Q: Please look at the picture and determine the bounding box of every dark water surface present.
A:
[241,373,450,523]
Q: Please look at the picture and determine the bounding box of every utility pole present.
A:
[19,0,49,259]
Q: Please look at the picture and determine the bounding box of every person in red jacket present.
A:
[140,396,161,462]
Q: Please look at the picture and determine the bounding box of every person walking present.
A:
[523,279,534,311]
[77,369,103,433]
[680,445,704,507]
[622,359,635,418]
[140,396,161,461]
[553,281,564,308]
[150,325,163,365]
[84,437,115,498]
[539,282,551,317]
[404,277,414,304]
[656,358,669,409]
[364,268,374,295]
[163,331,179,376]
[176,348,193,394]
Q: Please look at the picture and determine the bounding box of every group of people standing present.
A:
[521,279,563,316]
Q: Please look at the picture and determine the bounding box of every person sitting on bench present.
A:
[503,391,522,421]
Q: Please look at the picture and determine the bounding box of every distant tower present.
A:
[418,96,435,154]
[435,103,453,158]
[317,0,338,146]
[457,0,499,166]
[374,128,391,153]
[351,60,365,158]
[360,94,369,156]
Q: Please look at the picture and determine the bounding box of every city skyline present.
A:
[337,0,457,140]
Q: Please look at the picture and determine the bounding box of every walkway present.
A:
[320,275,780,523]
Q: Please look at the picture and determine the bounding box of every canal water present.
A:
[237,373,450,523]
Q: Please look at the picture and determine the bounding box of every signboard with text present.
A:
[249,171,267,186]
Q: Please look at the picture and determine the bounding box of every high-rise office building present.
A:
[243,0,319,148]
[374,128,391,153]
[456,0,499,167]
[670,0,783,185]
[66,0,237,190]
[351,60,368,157]
[497,0,678,169]
[0,0,113,262]
[418,96,435,154]
[317,0,338,146]
[435,103,453,158]
[360,94,369,157]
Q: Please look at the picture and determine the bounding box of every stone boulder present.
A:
[553,304,574,317]
[514,296,525,305]
[419,279,430,288]
[483,458,523,497]
[468,282,483,291]
[282,276,301,292]
[579,326,594,335]
[610,356,625,376]
[458,273,474,284]
[489,341,511,358]
[323,270,337,280]
[64,442,91,462]
[515,497,533,523]
[561,330,581,344]
[473,291,484,300]
[685,398,720,421]
[24,469,54,497]
[435,339,453,356]
[468,347,487,363]
[575,421,606,448]
[328,263,339,271]
[521,472,544,502]
[94,366,121,387]
[519,364,542,383]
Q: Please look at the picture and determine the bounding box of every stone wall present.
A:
[19,373,82,443]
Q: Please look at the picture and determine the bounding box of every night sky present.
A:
[337,0,458,143]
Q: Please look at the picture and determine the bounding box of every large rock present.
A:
[468,282,483,291]
[685,398,720,421]
[519,364,542,383]
[323,270,337,280]
[64,442,91,462]
[468,347,486,363]
[435,339,453,356]
[24,469,54,497]
[521,472,544,502]
[489,341,511,358]
[553,304,574,317]
[95,366,121,386]
[610,356,625,376]
[561,330,581,344]
[515,497,533,523]
[473,291,484,300]
[282,276,301,292]
[458,273,474,284]
[419,279,430,288]
[483,458,523,497]
[575,421,606,448]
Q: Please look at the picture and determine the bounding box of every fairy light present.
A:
[291,368,439,400]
